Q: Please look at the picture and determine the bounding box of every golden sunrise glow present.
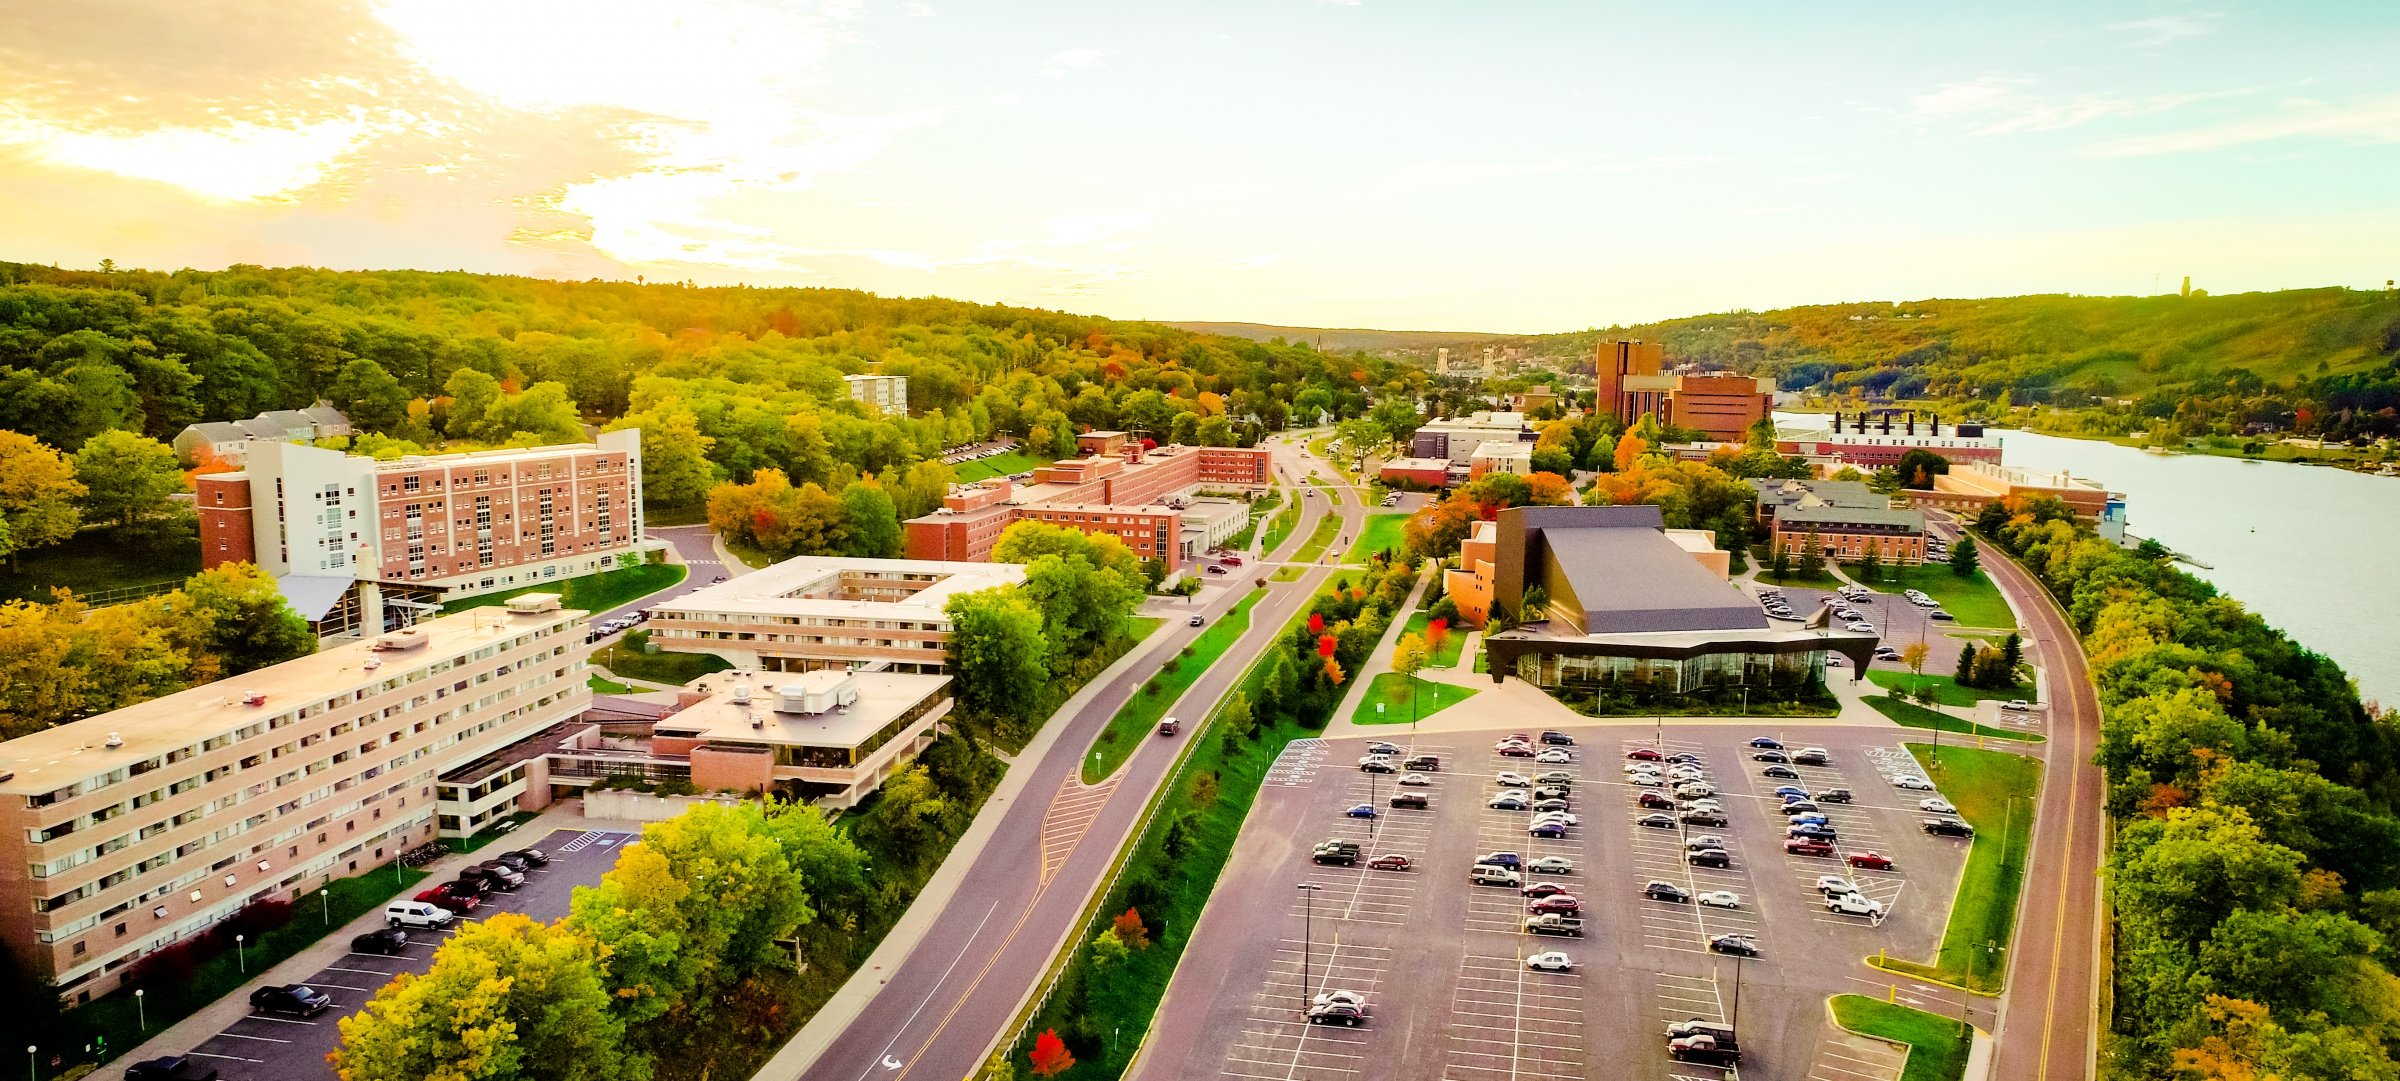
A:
[0,114,374,203]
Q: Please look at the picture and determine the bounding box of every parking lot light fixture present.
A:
[1295,883,1326,1012]
[135,989,144,1032]
[320,887,330,925]
[236,933,246,973]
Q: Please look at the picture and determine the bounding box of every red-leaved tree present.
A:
[1030,1029,1075,1077]
[1307,611,1325,635]
[1113,907,1150,950]
[1317,634,1337,658]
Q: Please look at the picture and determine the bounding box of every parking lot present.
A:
[170,828,635,1081]
[1148,724,1982,1081]
[1746,581,1980,686]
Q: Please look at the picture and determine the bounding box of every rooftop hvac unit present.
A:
[376,628,430,652]
[242,691,269,707]
[732,683,752,704]
[105,732,124,748]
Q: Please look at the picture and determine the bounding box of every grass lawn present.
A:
[1224,489,1281,552]
[1849,563,2016,629]
[1865,695,2043,743]
[1866,670,2036,707]
[444,810,541,854]
[1351,672,1479,725]
[1474,649,1488,673]
[589,672,636,694]
[32,864,431,1076]
[1831,996,1975,1081]
[1289,509,1342,564]
[955,449,1050,482]
[1260,495,1304,555]
[642,501,710,526]
[0,527,200,603]
[1871,744,2042,992]
[1756,565,1843,588]
[595,629,734,686]
[443,562,686,615]
[1083,591,1266,783]
[1344,512,1407,564]
[1401,611,1468,667]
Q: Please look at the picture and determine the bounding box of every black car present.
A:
[1762,766,1801,780]
[249,984,333,1017]
[351,927,410,955]
[505,847,550,867]
[473,861,525,888]
[1359,758,1398,774]
[1818,789,1855,804]
[1709,934,1762,957]
[447,874,494,897]
[1924,817,1976,837]
[1687,848,1733,869]
[1644,880,1692,903]
[1751,750,1790,763]
[1476,852,1523,870]
[1367,741,1402,756]
[1794,750,1831,766]
[1748,737,1783,749]
[1636,813,1678,829]
[124,1057,220,1081]
[1664,752,1703,764]
[1539,731,1575,745]
[1788,824,1838,840]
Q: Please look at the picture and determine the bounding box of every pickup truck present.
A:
[1522,913,1585,937]
[1388,792,1429,810]
[1668,1033,1741,1064]
[1311,840,1361,866]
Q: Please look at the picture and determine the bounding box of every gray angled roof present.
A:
[1774,503,1925,530]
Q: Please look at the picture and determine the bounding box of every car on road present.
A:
[1643,880,1691,903]
[1358,756,1397,773]
[1696,890,1742,908]
[1535,748,1573,764]
[1752,749,1790,763]
[1919,798,1957,814]
[1526,951,1575,972]
[1307,1003,1367,1026]
[1762,765,1801,779]
[1893,775,1936,791]
[1681,811,1728,827]
[1495,771,1532,787]
[1526,855,1575,875]
[1522,881,1571,899]
[1404,754,1441,771]
[1488,793,1530,810]
[1388,792,1429,810]
[1367,853,1413,871]
[1794,748,1831,765]
[1826,892,1887,918]
[1396,774,1432,787]
[1924,817,1976,837]
[351,927,410,954]
[1687,848,1732,868]
[1847,851,1896,871]
[1636,813,1677,829]
[123,1057,220,1081]
[249,984,333,1017]
[384,899,455,929]
[1637,792,1675,809]
[1343,804,1378,819]
[1205,565,1226,574]
[1188,615,1205,627]
[1818,788,1855,803]
[1709,934,1762,957]
[1528,894,1582,915]
[1540,731,1575,745]
[1748,737,1784,749]
[1785,838,1835,857]
[1625,748,1663,761]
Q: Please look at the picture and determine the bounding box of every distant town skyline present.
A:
[4,1,2396,332]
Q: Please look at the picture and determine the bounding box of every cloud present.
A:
[1044,213,1150,246]
[1908,75,2232,136]
[2109,12,2219,46]
[1221,254,1285,268]
[1400,154,1717,188]
[1040,48,1108,79]
[0,110,387,202]
[2081,94,2400,157]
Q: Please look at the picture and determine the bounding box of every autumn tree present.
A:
[608,407,716,508]
[0,429,84,565]
[1111,908,1150,950]
[331,913,638,1081]
[1028,1029,1075,1077]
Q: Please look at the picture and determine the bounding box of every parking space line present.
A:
[237,1014,321,1026]
[186,1051,265,1062]
[212,1032,294,1043]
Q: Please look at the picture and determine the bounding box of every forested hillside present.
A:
[0,261,1424,488]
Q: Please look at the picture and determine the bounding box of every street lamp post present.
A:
[135,989,145,1032]
[320,887,330,926]
[235,934,246,974]
[1295,883,1326,1013]
[25,1045,33,1081]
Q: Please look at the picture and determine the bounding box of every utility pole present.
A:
[1295,882,1324,1013]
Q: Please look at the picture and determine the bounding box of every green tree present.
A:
[164,563,315,678]
[1999,631,2022,673]
[1768,539,1790,581]
[0,429,85,565]
[865,764,952,867]
[1196,415,1237,446]
[1955,643,1980,687]
[1794,529,1826,578]
[331,913,640,1081]
[838,482,902,558]
[1950,533,1980,579]
[1893,448,1951,489]
[328,358,411,434]
[1218,689,1256,741]
[944,586,1049,724]
[443,368,503,439]
[1859,537,1882,579]
[483,381,585,444]
[73,429,184,530]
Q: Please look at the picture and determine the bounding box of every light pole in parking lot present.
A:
[1730,953,1747,1032]
[320,887,330,926]
[1295,883,1325,1012]
[134,989,145,1032]
[235,934,246,973]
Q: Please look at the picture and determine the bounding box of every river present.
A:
[1994,430,2396,703]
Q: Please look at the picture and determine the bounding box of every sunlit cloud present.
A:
[1909,75,2235,136]
[0,110,385,202]
[2110,13,2220,46]
[1045,213,1150,246]
[2081,93,2400,157]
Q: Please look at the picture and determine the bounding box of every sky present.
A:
[3,1,2397,333]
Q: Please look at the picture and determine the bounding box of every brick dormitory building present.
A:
[902,431,1269,575]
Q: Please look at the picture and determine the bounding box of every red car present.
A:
[1497,744,1536,758]
[415,885,481,915]
[1637,792,1675,809]
[1624,748,1664,761]
[1846,852,1896,871]
[1521,882,1570,898]
[1784,839,1835,858]
[1367,854,1412,872]
[1527,894,1581,915]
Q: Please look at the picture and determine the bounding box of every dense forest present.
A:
[1477,287,2400,445]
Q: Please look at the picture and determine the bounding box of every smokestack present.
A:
[1879,413,1893,435]
[1906,412,1916,436]
[1832,412,1843,434]
[1931,415,1942,437]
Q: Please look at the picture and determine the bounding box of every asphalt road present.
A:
[1136,725,1983,1081]
[1964,521,2103,1081]
[169,828,635,1081]
[778,435,1363,1081]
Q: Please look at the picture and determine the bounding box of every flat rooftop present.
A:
[658,672,950,749]
[656,555,1026,618]
[0,605,586,796]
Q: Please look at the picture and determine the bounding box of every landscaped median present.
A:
[1350,672,1476,726]
[1830,995,1974,1081]
[1083,590,1268,783]
[1341,512,1406,564]
[1865,694,2044,744]
[1869,743,2042,993]
[1259,492,1303,554]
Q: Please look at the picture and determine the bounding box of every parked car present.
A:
[1343,804,1378,819]
[1535,748,1573,764]
[249,984,333,1017]
[2004,699,2032,712]
[1793,748,1831,766]
[1526,855,1576,875]
[1687,848,1732,868]
[1826,892,1887,918]
[1388,792,1429,810]
[1625,748,1663,761]
[1495,771,1533,787]
[1681,811,1728,827]
[1533,770,1575,785]
[1709,934,1762,957]
[1403,754,1441,771]
[1367,853,1413,871]
[1664,752,1703,764]
[1522,881,1572,899]
[1696,890,1742,909]
[1643,880,1691,903]
[1748,737,1783,749]
[416,885,481,914]
[384,899,455,929]
[1489,793,1530,810]
[351,927,409,954]
[123,1057,220,1081]
[1924,817,1976,837]
[1847,851,1896,871]
[1762,765,1801,779]
[1540,731,1575,745]
[1752,750,1790,763]
[1396,774,1432,787]
[1367,741,1401,755]
[1773,785,1811,799]
[1531,785,1571,801]
[1525,951,1575,972]
[1636,813,1677,829]
[1497,744,1536,759]
[1818,788,1855,804]
[1313,840,1361,866]
[1529,821,1568,839]
[1893,775,1936,791]
[1787,823,1838,841]
[1780,801,1820,815]
[1358,757,1397,774]
[1785,839,1835,857]
[1469,864,1522,887]
[472,861,525,888]
[1527,895,1582,915]
[1817,875,1862,896]
[1307,1003,1367,1027]
[1531,798,1571,814]
[1475,851,1522,869]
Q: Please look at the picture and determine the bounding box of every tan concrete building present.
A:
[645,555,1026,674]
[650,670,952,807]
[902,436,1271,573]
[1593,339,1772,441]
[1909,463,2128,542]
[0,598,594,998]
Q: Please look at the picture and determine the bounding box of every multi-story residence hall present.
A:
[0,598,594,1000]
[903,432,1271,574]
[195,431,645,636]
[645,555,1027,674]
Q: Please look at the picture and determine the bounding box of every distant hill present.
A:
[1163,321,1505,352]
